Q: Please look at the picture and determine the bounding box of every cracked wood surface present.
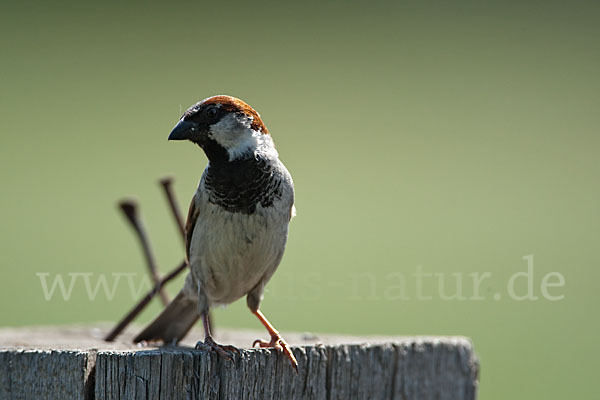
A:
[0,325,479,399]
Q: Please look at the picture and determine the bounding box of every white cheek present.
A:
[210,113,247,137]
[209,114,249,150]
[209,113,277,160]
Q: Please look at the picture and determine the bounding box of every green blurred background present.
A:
[1,0,598,398]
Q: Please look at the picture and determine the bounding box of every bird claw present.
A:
[253,335,298,373]
[195,337,239,361]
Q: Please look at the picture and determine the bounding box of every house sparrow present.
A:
[134,95,298,371]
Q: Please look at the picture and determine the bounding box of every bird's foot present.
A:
[253,334,298,373]
[195,336,239,361]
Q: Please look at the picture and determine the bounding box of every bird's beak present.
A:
[168,120,199,141]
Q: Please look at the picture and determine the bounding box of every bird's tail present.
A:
[134,290,200,344]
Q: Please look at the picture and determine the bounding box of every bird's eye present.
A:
[206,107,218,119]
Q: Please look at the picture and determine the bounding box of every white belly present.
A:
[188,198,290,306]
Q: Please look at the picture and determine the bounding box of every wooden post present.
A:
[0,326,479,399]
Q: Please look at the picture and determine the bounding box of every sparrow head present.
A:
[169,95,275,161]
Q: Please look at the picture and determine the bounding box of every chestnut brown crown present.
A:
[184,95,268,134]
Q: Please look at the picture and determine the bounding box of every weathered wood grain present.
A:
[0,349,91,399]
[0,326,478,399]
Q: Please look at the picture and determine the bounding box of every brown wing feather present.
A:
[185,195,200,261]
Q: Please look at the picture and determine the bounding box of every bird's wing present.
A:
[185,194,200,261]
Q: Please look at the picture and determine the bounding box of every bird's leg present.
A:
[195,312,239,360]
[252,309,298,372]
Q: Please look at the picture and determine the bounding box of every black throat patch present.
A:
[203,154,284,215]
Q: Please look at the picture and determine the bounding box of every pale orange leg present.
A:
[252,309,298,372]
